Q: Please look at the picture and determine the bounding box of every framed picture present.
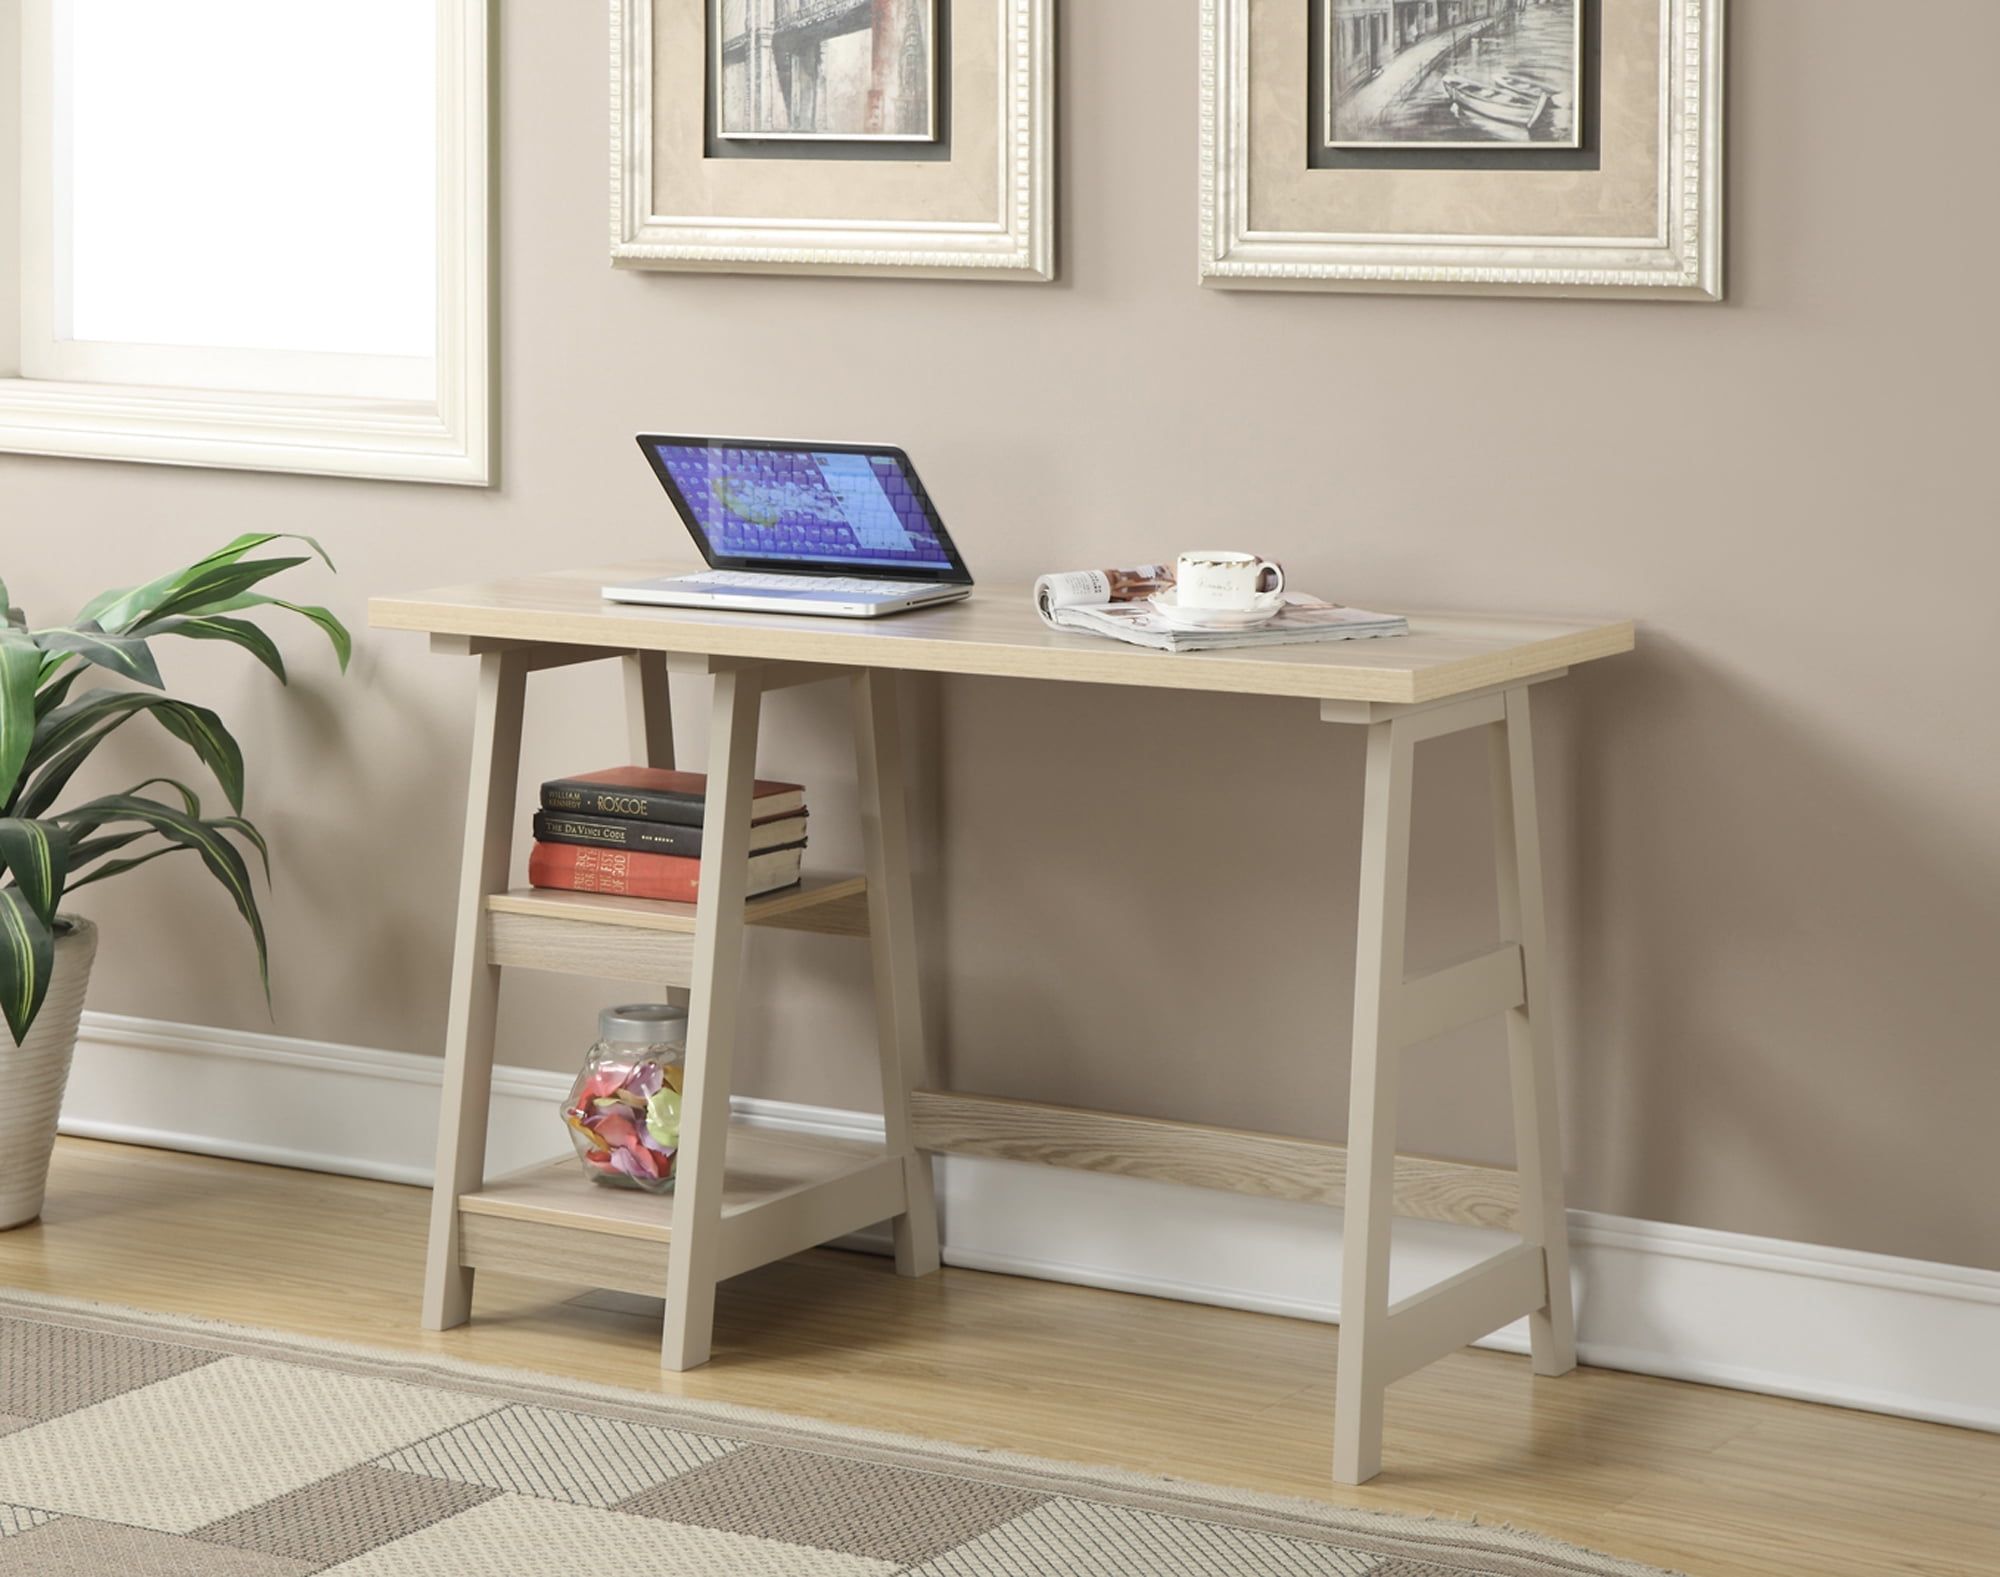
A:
[1202,0,1723,300]
[715,0,939,143]
[613,0,1053,280]
[1324,0,1583,150]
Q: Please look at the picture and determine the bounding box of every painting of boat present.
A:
[1441,75,1549,132]
[1496,73,1564,105]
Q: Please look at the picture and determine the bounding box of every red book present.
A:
[529,841,804,902]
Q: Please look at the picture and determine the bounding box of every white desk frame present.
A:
[374,570,1631,1485]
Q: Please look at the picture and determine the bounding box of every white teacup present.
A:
[1176,550,1286,611]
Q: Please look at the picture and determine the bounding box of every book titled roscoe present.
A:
[531,809,807,859]
[539,767,805,827]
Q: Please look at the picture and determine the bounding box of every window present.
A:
[0,0,490,485]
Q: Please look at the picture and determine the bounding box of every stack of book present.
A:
[529,767,808,902]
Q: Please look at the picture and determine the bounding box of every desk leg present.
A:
[1491,686,1578,1376]
[625,652,692,1012]
[851,670,942,1278]
[1332,717,1415,1486]
[625,651,676,772]
[422,649,528,1331]
[661,665,763,1370]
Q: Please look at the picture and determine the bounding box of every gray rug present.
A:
[0,1290,1674,1575]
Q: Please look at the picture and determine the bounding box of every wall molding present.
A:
[60,1011,2000,1436]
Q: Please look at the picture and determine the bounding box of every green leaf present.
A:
[0,631,41,812]
[135,557,309,630]
[0,818,68,927]
[20,694,195,817]
[56,792,268,999]
[63,780,205,880]
[205,593,351,672]
[183,532,336,578]
[82,556,298,628]
[78,779,263,878]
[64,825,155,873]
[148,701,245,814]
[59,772,216,881]
[124,775,204,815]
[0,887,55,1045]
[64,843,184,891]
[34,627,164,690]
[17,691,245,820]
[212,814,271,880]
[148,615,287,683]
[70,582,134,630]
[80,533,334,634]
[34,666,82,722]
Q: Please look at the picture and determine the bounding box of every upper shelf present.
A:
[483,876,867,981]
[487,874,867,938]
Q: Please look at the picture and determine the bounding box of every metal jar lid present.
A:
[597,1003,689,1048]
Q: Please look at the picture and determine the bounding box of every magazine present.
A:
[1032,565,1408,653]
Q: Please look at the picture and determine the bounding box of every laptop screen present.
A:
[637,436,972,583]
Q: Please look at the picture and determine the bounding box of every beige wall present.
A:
[3,3,1996,1271]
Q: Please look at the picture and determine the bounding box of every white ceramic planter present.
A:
[1,916,97,1229]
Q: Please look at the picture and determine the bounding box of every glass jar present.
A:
[561,1003,688,1194]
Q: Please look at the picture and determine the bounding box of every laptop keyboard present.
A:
[684,570,955,596]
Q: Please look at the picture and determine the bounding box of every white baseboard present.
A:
[60,1011,2000,1436]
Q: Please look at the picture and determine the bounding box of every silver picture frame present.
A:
[1201,0,1724,300]
[612,0,1053,280]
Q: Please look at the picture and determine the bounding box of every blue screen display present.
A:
[650,444,954,571]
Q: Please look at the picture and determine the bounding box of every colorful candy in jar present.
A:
[563,1058,683,1192]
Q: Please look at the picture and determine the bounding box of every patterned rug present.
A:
[0,1290,1673,1576]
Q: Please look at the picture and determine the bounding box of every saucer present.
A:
[1148,588,1285,631]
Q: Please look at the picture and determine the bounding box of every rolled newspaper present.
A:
[1032,564,1174,628]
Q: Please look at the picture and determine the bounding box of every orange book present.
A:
[528,841,803,902]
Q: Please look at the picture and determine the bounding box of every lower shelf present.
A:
[457,1122,907,1296]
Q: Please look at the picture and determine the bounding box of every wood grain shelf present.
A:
[457,1124,906,1296]
[484,876,869,980]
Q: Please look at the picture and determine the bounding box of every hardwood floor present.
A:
[3,1138,1995,1575]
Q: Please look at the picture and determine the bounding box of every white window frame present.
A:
[0,0,492,486]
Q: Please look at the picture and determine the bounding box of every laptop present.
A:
[606,435,975,618]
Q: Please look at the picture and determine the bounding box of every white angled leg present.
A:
[661,665,763,1370]
[422,649,529,1331]
[624,651,676,771]
[1489,685,1577,1376]
[624,651,689,1008]
[851,670,942,1279]
[1332,716,1415,1486]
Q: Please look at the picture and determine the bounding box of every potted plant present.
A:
[0,534,348,1228]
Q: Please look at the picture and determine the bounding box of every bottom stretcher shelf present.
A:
[457,1123,906,1296]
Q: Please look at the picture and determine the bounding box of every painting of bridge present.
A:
[717,0,937,142]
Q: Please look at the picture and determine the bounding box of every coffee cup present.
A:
[1176,551,1286,611]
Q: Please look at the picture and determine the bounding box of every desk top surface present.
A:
[370,562,1634,705]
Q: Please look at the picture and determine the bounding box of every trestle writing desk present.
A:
[370,564,1634,1486]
